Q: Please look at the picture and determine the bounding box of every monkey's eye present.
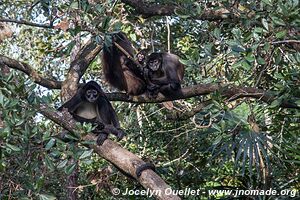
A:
[92,90,97,95]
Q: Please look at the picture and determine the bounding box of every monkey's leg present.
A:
[160,84,183,98]
[136,163,156,177]
[146,84,160,99]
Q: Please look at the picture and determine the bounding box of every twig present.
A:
[0,18,53,29]
[271,40,300,45]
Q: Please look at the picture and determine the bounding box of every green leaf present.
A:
[270,99,282,108]
[262,0,272,5]
[179,59,193,66]
[0,94,4,106]
[79,149,93,160]
[129,33,137,42]
[44,155,55,171]
[39,194,57,200]
[70,2,79,9]
[101,16,112,32]
[231,45,246,53]
[45,138,56,150]
[95,4,104,13]
[271,16,286,26]
[6,143,21,152]
[174,8,190,18]
[245,55,255,63]
[15,119,25,126]
[57,159,68,169]
[275,30,287,39]
[241,60,251,70]
[65,163,76,175]
[257,57,266,65]
[262,18,269,31]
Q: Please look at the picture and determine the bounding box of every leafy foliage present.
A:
[0,0,299,199]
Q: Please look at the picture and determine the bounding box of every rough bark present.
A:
[1,55,299,110]
[39,106,181,200]
[0,55,62,89]
[106,84,300,110]
[60,39,102,101]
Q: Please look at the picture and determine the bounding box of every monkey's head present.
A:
[85,88,99,103]
[147,53,162,71]
[136,49,149,65]
[137,53,145,63]
[81,81,105,103]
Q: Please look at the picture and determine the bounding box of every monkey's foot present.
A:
[147,92,158,99]
[96,133,108,145]
[147,84,159,91]
[136,163,155,177]
[116,129,125,141]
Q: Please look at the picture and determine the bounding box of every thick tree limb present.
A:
[105,84,300,109]
[2,55,299,109]
[61,39,102,101]
[0,55,62,89]
[121,0,233,20]
[166,100,213,121]
[39,105,181,200]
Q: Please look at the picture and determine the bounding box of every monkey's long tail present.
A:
[102,35,127,91]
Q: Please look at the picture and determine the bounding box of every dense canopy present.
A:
[0,0,299,199]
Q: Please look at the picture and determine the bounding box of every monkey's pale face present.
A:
[85,89,99,103]
[148,59,160,71]
[137,53,145,62]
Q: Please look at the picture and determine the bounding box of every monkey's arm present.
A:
[95,97,125,143]
[58,91,84,113]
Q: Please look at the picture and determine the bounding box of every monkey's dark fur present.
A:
[143,52,184,98]
[102,32,146,95]
[59,81,154,177]
[59,81,125,145]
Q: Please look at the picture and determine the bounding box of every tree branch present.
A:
[271,40,300,45]
[166,100,213,121]
[105,84,300,109]
[2,55,299,110]
[0,55,62,89]
[38,105,181,200]
[61,38,102,101]
[0,18,53,28]
[121,0,233,20]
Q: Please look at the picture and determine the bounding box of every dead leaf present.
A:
[54,19,69,32]
[162,101,174,110]
[0,23,13,43]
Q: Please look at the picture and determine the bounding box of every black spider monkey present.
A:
[59,81,125,145]
[58,81,155,177]
[137,51,185,98]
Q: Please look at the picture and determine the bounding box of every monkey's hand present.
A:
[96,132,108,145]
[136,163,156,177]
[147,84,159,91]
[116,128,125,141]
[95,122,105,130]
[170,82,181,90]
